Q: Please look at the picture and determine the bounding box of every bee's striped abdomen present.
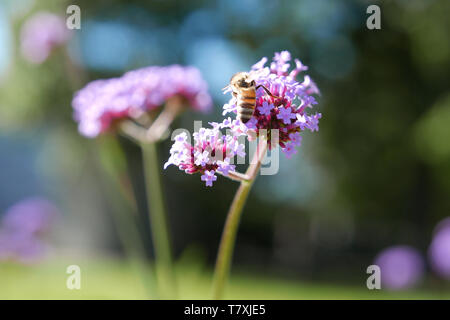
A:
[236,87,256,123]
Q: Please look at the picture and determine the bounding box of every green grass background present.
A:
[1,257,449,300]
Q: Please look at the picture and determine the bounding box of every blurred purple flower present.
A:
[0,232,47,264]
[0,197,58,264]
[2,197,57,235]
[428,218,450,279]
[374,245,424,290]
[225,50,321,157]
[20,12,71,64]
[72,65,213,138]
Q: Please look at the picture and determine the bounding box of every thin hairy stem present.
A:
[217,170,250,182]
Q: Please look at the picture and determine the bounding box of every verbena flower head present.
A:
[374,245,424,290]
[72,65,212,138]
[20,12,71,64]
[223,51,321,158]
[0,197,58,263]
[164,119,247,187]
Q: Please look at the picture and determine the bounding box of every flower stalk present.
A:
[142,141,177,299]
[138,99,184,299]
[120,98,184,299]
[212,138,267,299]
[96,138,156,298]
[147,97,183,141]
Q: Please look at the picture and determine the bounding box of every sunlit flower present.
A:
[224,51,321,157]
[166,51,321,186]
[72,65,212,138]
[201,170,218,187]
[258,101,273,116]
[277,106,296,124]
[164,119,246,187]
[20,12,71,64]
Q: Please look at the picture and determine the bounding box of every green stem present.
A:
[212,138,267,299]
[108,196,156,298]
[141,142,177,299]
[95,139,155,298]
[212,179,254,299]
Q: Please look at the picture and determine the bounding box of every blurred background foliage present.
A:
[0,0,449,298]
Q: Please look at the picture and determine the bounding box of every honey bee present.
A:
[223,72,277,124]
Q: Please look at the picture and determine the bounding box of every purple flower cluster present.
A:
[0,197,58,264]
[164,119,247,187]
[20,12,71,64]
[223,51,321,158]
[73,65,213,137]
[374,246,424,290]
[429,218,450,279]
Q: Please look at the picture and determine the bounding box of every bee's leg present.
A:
[256,85,279,98]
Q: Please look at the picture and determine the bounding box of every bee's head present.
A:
[231,72,255,88]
